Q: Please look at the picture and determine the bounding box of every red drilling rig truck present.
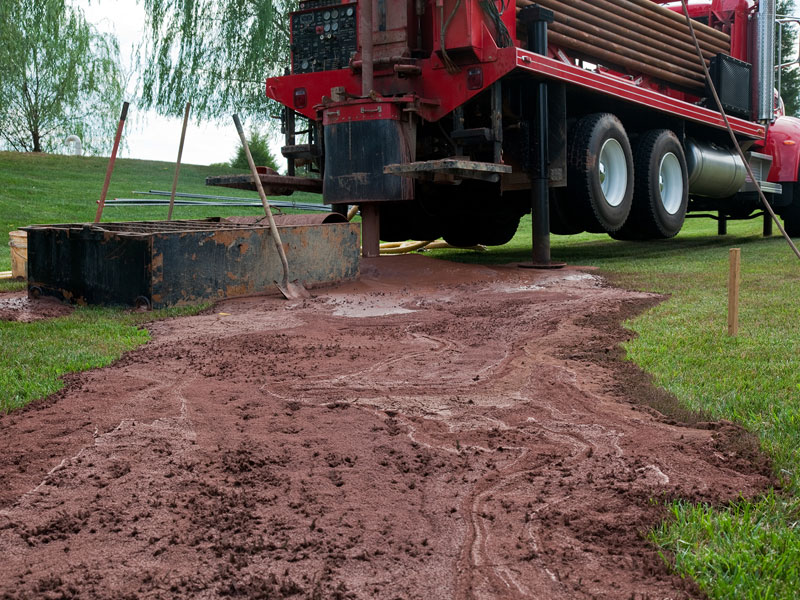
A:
[253,0,800,258]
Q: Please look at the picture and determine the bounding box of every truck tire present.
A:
[481,214,523,246]
[441,184,526,247]
[379,200,444,242]
[782,184,800,237]
[567,113,634,233]
[442,212,522,247]
[549,188,584,235]
[614,129,688,240]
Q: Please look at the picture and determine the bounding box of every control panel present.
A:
[297,0,351,9]
[291,1,358,74]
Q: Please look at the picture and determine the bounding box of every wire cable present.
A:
[440,0,462,74]
[478,0,512,48]
[679,0,800,260]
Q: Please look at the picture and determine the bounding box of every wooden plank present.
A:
[385,159,512,183]
[205,174,323,196]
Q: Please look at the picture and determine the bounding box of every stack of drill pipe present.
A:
[515,0,731,91]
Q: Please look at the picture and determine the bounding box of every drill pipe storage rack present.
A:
[23,218,360,309]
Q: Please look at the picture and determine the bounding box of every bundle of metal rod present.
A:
[106,198,333,212]
[136,190,277,202]
[516,0,731,91]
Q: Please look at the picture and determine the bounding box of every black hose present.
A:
[479,0,512,47]
[441,0,462,74]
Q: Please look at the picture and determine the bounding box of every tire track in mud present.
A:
[0,256,773,599]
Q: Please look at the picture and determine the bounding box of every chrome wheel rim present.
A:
[599,138,627,208]
[659,152,683,215]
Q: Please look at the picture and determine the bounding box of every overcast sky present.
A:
[76,0,280,167]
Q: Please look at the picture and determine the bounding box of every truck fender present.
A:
[761,115,800,183]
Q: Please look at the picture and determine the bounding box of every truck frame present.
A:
[258,0,800,258]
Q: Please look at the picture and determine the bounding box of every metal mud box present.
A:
[23,218,360,308]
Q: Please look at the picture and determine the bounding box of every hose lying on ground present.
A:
[379,240,488,255]
[344,206,486,255]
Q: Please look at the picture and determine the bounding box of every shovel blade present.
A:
[276,279,311,300]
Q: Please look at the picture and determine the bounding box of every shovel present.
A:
[233,114,310,300]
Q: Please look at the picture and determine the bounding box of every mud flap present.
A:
[323,109,414,204]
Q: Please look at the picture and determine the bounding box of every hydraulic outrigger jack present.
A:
[519,5,565,270]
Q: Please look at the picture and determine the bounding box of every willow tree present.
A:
[138,0,290,120]
[0,0,124,153]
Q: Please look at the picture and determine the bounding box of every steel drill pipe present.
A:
[627,0,729,42]
[611,0,729,49]
[547,30,703,90]
[517,0,728,54]
[548,21,704,84]
[546,11,706,78]
[360,0,374,96]
[522,0,731,48]
[524,0,713,68]
[517,0,730,58]
[515,4,721,62]
[516,1,722,61]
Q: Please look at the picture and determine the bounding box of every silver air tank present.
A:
[755,0,776,122]
[686,140,747,198]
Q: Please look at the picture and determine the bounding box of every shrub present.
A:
[230,130,279,172]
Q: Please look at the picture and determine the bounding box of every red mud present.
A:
[0,292,73,322]
[0,256,772,599]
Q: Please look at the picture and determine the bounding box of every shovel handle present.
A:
[232,114,291,288]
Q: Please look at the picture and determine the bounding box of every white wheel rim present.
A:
[659,152,683,215]
[599,138,627,208]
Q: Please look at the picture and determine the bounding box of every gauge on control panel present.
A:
[292,2,358,74]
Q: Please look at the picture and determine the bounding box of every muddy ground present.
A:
[0,256,772,599]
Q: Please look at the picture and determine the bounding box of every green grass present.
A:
[2,151,800,596]
[429,215,800,598]
[650,493,800,599]
[0,150,320,270]
[0,304,208,413]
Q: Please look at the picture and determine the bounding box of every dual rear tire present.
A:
[565,113,634,234]
[559,113,688,239]
[781,182,800,237]
[612,129,688,240]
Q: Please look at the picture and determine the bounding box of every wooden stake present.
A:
[94,101,129,223]
[168,102,191,221]
[728,247,741,337]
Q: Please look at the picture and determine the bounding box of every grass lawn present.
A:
[2,151,800,597]
[0,304,208,413]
